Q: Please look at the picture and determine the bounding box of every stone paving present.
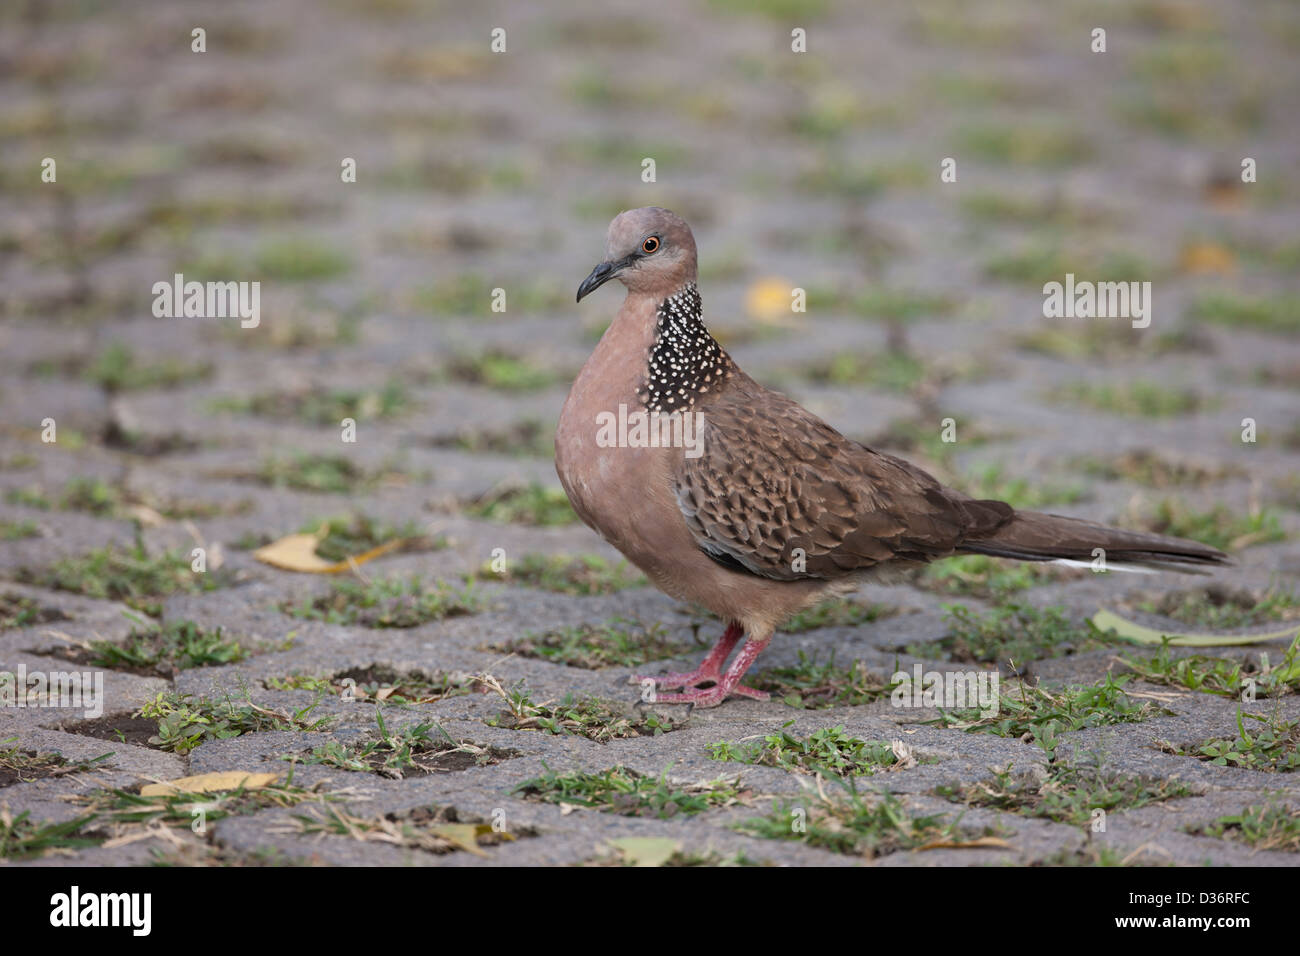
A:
[1,0,1299,866]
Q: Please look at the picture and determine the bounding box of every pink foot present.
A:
[633,621,741,690]
[650,682,770,707]
[638,631,773,709]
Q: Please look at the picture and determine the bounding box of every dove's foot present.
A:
[637,632,772,708]
[648,682,770,707]
[633,621,742,690]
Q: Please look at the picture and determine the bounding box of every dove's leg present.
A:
[633,621,742,690]
[647,632,773,708]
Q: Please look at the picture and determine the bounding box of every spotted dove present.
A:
[555,207,1228,708]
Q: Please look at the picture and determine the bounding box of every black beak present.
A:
[576,259,618,303]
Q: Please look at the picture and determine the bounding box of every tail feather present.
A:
[960,509,1229,572]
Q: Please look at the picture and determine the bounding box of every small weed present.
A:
[1161,709,1300,772]
[865,415,993,467]
[929,675,1169,750]
[480,678,678,743]
[513,765,747,818]
[1124,500,1283,551]
[138,690,332,755]
[1050,381,1207,417]
[0,808,105,860]
[784,598,900,634]
[918,554,1076,600]
[293,711,510,778]
[1015,323,1211,362]
[957,123,1092,167]
[267,665,478,705]
[253,238,351,281]
[440,419,554,458]
[252,455,363,493]
[283,576,483,628]
[1190,293,1299,335]
[212,381,408,425]
[465,483,578,526]
[4,487,52,510]
[800,351,927,393]
[292,803,515,856]
[487,617,684,669]
[0,593,67,630]
[1076,450,1241,489]
[301,514,444,562]
[1129,584,1300,630]
[85,343,212,393]
[445,351,564,391]
[937,759,1191,827]
[908,603,1116,665]
[959,191,1115,228]
[0,740,110,787]
[990,243,1157,286]
[955,464,1086,509]
[252,454,412,494]
[709,724,920,777]
[16,543,227,616]
[84,618,253,673]
[1186,801,1300,851]
[8,478,233,522]
[738,788,982,859]
[482,553,646,595]
[751,652,898,709]
[39,776,339,859]
[413,275,566,317]
[1122,636,1300,699]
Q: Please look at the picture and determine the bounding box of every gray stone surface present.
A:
[1,0,1298,866]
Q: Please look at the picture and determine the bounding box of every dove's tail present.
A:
[959,509,1230,574]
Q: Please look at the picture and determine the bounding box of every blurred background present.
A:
[1,0,1298,605]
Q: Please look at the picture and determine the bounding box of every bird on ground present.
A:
[555,206,1228,708]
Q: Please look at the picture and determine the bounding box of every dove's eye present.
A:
[641,236,660,254]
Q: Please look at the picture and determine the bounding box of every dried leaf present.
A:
[1093,608,1300,647]
[890,739,918,770]
[1178,241,1236,276]
[745,277,803,327]
[140,771,280,796]
[917,836,1012,851]
[430,823,494,857]
[126,504,167,527]
[607,836,681,867]
[253,527,405,574]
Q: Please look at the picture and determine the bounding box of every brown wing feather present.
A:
[672,375,1012,580]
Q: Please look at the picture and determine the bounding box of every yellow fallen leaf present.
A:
[1204,179,1242,209]
[431,823,502,857]
[140,771,280,797]
[253,527,405,574]
[126,504,167,527]
[608,837,681,867]
[1092,608,1300,647]
[745,277,802,326]
[917,836,1012,851]
[1178,241,1236,275]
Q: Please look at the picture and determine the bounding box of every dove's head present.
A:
[576,206,698,302]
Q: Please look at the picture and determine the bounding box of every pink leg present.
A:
[648,632,773,708]
[634,622,742,690]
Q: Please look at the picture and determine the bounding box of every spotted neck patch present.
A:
[637,284,735,413]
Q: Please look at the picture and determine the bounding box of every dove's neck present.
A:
[636,284,735,414]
